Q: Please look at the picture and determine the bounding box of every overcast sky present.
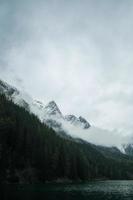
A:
[0,0,133,134]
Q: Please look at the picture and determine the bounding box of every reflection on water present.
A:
[1,181,133,200]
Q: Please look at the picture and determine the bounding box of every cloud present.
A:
[0,0,133,136]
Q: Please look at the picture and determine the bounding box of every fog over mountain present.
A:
[0,79,131,151]
[0,0,133,139]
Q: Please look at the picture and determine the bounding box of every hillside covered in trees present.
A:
[0,94,133,183]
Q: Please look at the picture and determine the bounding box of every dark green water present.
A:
[1,181,133,200]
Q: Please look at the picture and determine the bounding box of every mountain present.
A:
[0,79,130,151]
[1,93,133,183]
[0,80,90,130]
[122,144,133,156]
[44,101,63,118]
[0,80,31,111]
[0,79,18,96]
[65,115,90,129]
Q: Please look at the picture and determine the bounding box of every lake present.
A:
[1,181,133,200]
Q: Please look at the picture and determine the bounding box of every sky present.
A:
[0,0,133,135]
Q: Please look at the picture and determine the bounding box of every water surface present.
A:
[1,180,133,200]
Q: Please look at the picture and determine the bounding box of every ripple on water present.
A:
[1,180,133,200]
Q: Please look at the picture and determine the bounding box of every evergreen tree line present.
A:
[0,94,133,183]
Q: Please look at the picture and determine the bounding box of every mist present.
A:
[0,0,133,137]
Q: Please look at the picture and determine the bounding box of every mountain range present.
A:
[0,79,131,152]
[1,79,133,183]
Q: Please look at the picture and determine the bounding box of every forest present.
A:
[0,94,133,183]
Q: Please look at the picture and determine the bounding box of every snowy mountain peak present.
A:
[65,114,90,129]
[65,114,78,122]
[79,116,91,129]
[44,101,62,118]
[0,79,19,96]
[122,144,133,156]
[47,100,58,107]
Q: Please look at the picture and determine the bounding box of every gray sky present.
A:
[0,0,133,134]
